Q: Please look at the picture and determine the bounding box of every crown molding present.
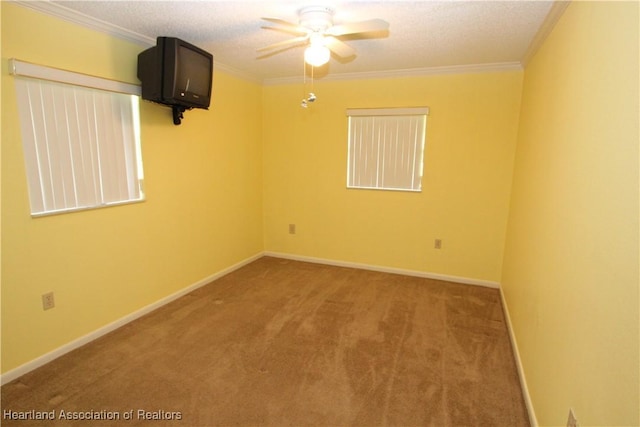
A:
[10,0,262,84]
[521,0,571,66]
[262,62,523,86]
[11,0,155,47]
[214,62,262,84]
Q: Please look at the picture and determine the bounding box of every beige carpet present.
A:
[1,257,529,426]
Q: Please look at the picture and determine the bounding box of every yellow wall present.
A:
[1,3,264,372]
[501,2,639,426]
[263,71,523,283]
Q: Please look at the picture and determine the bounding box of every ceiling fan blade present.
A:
[257,35,309,52]
[325,19,390,36]
[261,17,308,35]
[324,36,356,58]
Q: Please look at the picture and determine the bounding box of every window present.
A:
[11,59,144,216]
[346,107,428,192]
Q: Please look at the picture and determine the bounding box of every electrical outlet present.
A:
[434,239,442,249]
[567,408,579,427]
[289,224,296,234]
[42,292,55,310]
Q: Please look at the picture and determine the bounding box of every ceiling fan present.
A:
[257,6,390,67]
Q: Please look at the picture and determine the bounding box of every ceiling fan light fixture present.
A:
[304,44,330,66]
[259,6,389,69]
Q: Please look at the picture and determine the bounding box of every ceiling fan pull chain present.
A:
[301,57,308,108]
[308,65,316,104]
[310,64,314,94]
[301,63,317,108]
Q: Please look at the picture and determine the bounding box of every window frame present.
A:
[346,107,429,193]
[10,59,145,217]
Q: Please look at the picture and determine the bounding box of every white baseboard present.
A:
[499,287,537,427]
[0,252,264,386]
[264,251,500,288]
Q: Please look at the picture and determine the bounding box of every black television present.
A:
[137,37,213,125]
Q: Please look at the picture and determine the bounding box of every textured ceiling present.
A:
[40,1,557,83]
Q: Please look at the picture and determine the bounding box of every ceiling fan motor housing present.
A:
[298,6,335,32]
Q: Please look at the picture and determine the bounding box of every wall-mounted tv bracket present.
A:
[172,105,188,125]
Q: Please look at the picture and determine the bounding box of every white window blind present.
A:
[347,107,428,192]
[13,62,144,216]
